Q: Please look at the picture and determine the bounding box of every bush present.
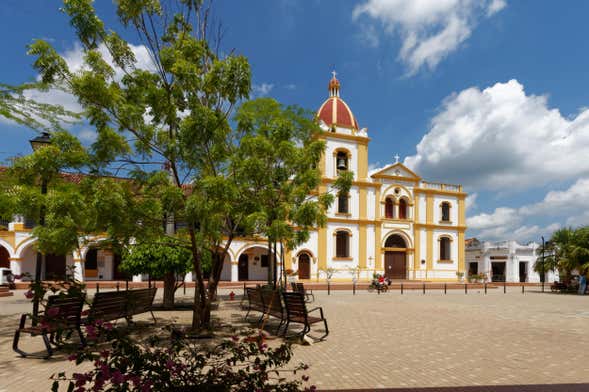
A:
[51,324,314,392]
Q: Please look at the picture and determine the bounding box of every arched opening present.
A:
[384,234,407,248]
[298,253,311,280]
[236,245,276,281]
[398,198,407,219]
[385,197,394,218]
[335,230,350,258]
[0,246,9,269]
[85,248,98,278]
[336,151,349,171]
[440,237,451,260]
[384,234,407,280]
[441,202,451,222]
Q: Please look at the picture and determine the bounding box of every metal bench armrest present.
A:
[17,313,30,329]
[307,306,325,318]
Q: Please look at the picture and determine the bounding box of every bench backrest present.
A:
[126,287,157,316]
[89,288,157,321]
[260,288,283,316]
[89,290,129,322]
[282,292,308,320]
[293,282,307,295]
[45,293,86,329]
[246,287,264,309]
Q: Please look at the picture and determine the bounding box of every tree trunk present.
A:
[188,228,211,331]
[162,271,176,309]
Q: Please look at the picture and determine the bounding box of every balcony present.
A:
[420,181,463,192]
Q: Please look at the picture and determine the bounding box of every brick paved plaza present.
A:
[1,287,589,391]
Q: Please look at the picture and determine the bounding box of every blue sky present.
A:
[2,0,589,243]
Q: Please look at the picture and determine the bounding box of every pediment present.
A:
[370,162,421,181]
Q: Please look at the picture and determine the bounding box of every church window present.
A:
[337,193,349,214]
[441,202,451,222]
[335,230,350,258]
[336,151,348,171]
[440,237,451,260]
[398,198,408,219]
[385,197,394,218]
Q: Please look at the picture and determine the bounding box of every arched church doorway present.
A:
[298,253,311,280]
[384,234,407,280]
[238,254,248,281]
[0,246,9,269]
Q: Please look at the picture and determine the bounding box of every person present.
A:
[578,272,587,295]
[378,274,385,287]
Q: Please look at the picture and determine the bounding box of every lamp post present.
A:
[541,236,545,293]
[29,132,51,323]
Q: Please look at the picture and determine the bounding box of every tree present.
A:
[24,0,338,331]
[121,242,193,308]
[535,227,589,279]
[233,98,352,287]
[0,83,79,133]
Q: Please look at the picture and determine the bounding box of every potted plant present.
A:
[456,271,465,282]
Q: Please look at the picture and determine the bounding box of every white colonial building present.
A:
[465,238,558,283]
[0,74,467,283]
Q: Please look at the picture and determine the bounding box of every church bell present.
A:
[337,157,347,170]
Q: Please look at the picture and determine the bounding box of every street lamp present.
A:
[541,236,545,293]
[29,132,51,323]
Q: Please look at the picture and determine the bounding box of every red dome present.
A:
[317,96,359,130]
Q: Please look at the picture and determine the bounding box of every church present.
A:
[0,74,467,283]
[217,74,467,282]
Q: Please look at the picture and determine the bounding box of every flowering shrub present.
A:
[51,324,314,391]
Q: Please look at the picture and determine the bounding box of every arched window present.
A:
[336,151,348,171]
[384,234,406,248]
[440,237,451,260]
[385,197,394,218]
[338,193,349,214]
[335,230,350,258]
[441,202,451,222]
[398,198,407,219]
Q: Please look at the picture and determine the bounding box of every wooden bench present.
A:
[13,293,86,359]
[282,292,328,341]
[85,287,157,325]
[244,287,265,324]
[259,287,286,334]
[291,282,314,302]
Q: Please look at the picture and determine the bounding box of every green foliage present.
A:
[51,327,311,391]
[0,83,80,133]
[121,242,193,278]
[535,226,589,275]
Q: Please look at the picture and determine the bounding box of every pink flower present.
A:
[24,290,33,299]
[85,325,97,339]
[46,307,60,317]
[111,371,124,385]
[103,322,113,331]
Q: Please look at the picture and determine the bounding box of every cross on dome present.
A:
[328,71,340,97]
[331,70,337,79]
[394,154,400,164]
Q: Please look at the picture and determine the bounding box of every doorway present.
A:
[238,254,249,281]
[298,253,311,280]
[0,246,9,269]
[491,262,506,282]
[45,254,66,280]
[519,262,527,283]
[384,251,406,279]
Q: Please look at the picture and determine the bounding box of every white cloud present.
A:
[405,79,589,191]
[252,83,274,97]
[465,192,478,211]
[284,84,297,91]
[353,0,506,75]
[466,178,589,241]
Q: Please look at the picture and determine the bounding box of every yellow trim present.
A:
[415,188,467,197]
[321,132,370,144]
[437,259,454,263]
[9,257,22,261]
[375,186,381,219]
[318,185,327,275]
[0,231,16,250]
[285,248,292,270]
[319,151,325,177]
[370,162,421,181]
[458,231,465,273]
[426,194,434,225]
[426,229,433,271]
[328,217,375,225]
[358,144,368,180]
[381,247,414,252]
[415,223,467,231]
[372,174,420,183]
[332,228,353,236]
[375,225,382,269]
[414,193,420,223]
[359,188,367,219]
[12,223,25,231]
[413,229,421,279]
[359,224,367,269]
[458,198,465,226]
[380,183,414,203]
[332,257,353,261]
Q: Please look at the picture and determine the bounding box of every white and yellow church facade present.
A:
[0,75,466,283]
